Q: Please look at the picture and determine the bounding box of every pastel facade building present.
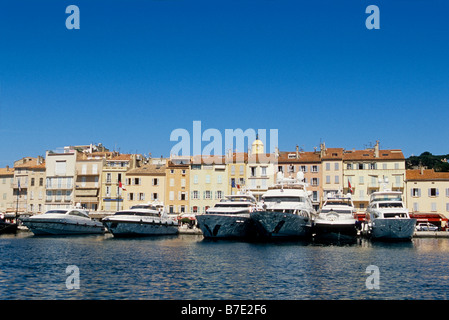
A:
[45,150,77,211]
[342,141,406,211]
[246,138,275,201]
[124,163,166,209]
[0,167,14,214]
[320,145,344,203]
[165,155,190,214]
[190,156,227,214]
[405,168,449,218]
[276,146,321,211]
[226,152,247,195]
[99,154,140,212]
[74,152,108,211]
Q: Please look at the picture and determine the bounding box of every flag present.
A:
[348,180,353,194]
[119,181,126,191]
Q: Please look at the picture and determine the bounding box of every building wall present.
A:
[45,151,77,211]
[123,167,166,210]
[165,157,190,214]
[27,167,46,214]
[190,163,227,214]
[0,168,14,213]
[75,158,104,211]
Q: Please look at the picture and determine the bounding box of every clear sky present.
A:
[0,0,448,167]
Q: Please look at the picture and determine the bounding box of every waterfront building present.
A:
[123,163,166,209]
[165,155,190,214]
[190,156,227,214]
[405,168,449,219]
[99,153,141,212]
[74,152,109,211]
[342,141,406,211]
[246,137,276,201]
[0,167,14,214]
[45,150,77,211]
[320,144,344,204]
[226,151,247,195]
[27,159,46,215]
[275,146,321,211]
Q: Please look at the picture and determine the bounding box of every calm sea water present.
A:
[1,232,449,300]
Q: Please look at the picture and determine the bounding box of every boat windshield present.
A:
[130,205,158,210]
[264,196,305,203]
[321,209,353,214]
[45,210,68,214]
[379,203,403,208]
[214,203,252,208]
[372,195,402,202]
[324,200,352,206]
[114,211,160,217]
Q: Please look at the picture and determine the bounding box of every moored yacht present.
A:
[196,191,260,239]
[250,172,315,239]
[20,205,105,235]
[102,202,178,237]
[364,189,416,241]
[313,192,358,241]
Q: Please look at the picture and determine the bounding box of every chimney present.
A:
[296,145,299,159]
[420,165,424,175]
[6,165,9,171]
[374,140,380,158]
[320,142,326,158]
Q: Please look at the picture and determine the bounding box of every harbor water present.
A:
[1,232,449,300]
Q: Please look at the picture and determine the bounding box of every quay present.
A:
[413,231,449,238]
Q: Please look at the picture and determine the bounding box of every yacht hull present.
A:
[370,218,416,241]
[313,220,358,241]
[250,211,311,239]
[21,219,105,235]
[103,219,178,237]
[196,214,257,239]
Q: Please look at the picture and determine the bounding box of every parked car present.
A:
[415,222,438,231]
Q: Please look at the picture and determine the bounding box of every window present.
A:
[92,164,98,174]
[411,188,421,197]
[170,178,174,187]
[205,191,211,199]
[261,167,267,177]
[231,166,235,175]
[106,186,111,197]
[446,203,449,212]
[192,206,198,213]
[134,178,140,185]
[326,176,331,184]
[205,175,211,184]
[31,178,35,186]
[383,163,388,170]
[250,167,256,177]
[128,193,134,201]
[193,175,198,184]
[347,163,352,170]
[311,178,319,186]
[181,192,186,201]
[181,178,186,187]
[300,166,307,172]
[431,202,437,211]
[278,166,284,173]
[326,163,330,171]
[106,173,112,183]
[429,188,439,197]
[446,188,449,197]
[81,177,86,187]
[217,190,223,199]
[239,166,244,175]
[312,166,318,172]
[359,176,364,184]
[335,175,339,184]
[334,163,339,171]
[394,163,399,170]
[169,191,174,201]
[55,161,67,175]
[369,163,376,170]
[217,175,222,184]
[39,178,43,186]
[82,164,87,174]
[139,193,145,201]
[413,202,419,212]
[312,191,318,202]
[358,163,364,170]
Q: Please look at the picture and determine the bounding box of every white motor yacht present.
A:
[250,172,315,239]
[20,206,105,235]
[364,189,416,241]
[196,191,260,239]
[102,202,178,237]
[313,192,358,241]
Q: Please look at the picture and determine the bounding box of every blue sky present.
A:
[0,0,448,167]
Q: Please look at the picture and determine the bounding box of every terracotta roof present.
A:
[108,154,132,161]
[0,168,14,176]
[342,149,404,161]
[191,155,225,165]
[406,169,449,181]
[126,164,166,176]
[321,148,344,160]
[277,151,321,163]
